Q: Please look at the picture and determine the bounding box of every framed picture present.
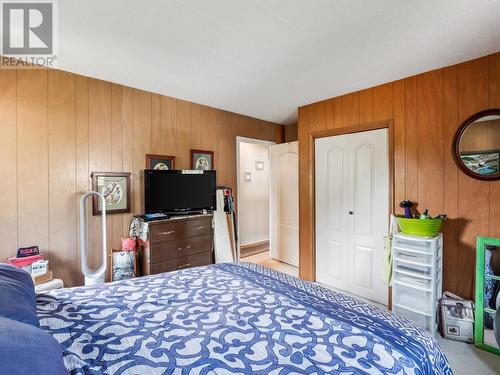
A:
[146,154,175,170]
[191,149,214,170]
[109,249,137,281]
[91,172,131,215]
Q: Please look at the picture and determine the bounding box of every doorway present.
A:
[315,128,389,305]
[236,137,299,277]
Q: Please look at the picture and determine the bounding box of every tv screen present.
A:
[144,170,216,214]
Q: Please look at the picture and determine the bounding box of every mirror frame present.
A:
[453,108,500,181]
[474,236,500,355]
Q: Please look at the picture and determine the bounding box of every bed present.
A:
[36,263,452,374]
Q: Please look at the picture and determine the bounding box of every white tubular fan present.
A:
[79,192,107,286]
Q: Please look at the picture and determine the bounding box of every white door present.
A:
[270,141,299,267]
[315,129,389,304]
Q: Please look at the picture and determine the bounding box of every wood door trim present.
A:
[311,120,391,140]
[307,119,394,307]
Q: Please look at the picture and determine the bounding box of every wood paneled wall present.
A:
[284,123,298,142]
[0,68,282,287]
[298,52,500,300]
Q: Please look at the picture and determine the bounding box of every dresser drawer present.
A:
[150,251,212,274]
[151,235,211,263]
[150,218,212,243]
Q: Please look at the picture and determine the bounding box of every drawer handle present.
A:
[158,230,175,236]
[194,226,207,230]
[177,245,192,251]
[177,263,191,270]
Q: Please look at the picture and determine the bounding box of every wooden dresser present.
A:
[142,215,213,275]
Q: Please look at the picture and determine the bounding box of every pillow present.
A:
[0,316,67,375]
[0,263,38,327]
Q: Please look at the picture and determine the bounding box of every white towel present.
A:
[35,278,64,293]
[383,236,393,286]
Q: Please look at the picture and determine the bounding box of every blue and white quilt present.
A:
[36,263,452,374]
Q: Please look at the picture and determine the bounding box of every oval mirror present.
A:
[454,109,500,180]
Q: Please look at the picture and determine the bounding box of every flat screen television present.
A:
[144,170,216,214]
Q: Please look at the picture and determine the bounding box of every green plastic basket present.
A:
[396,216,444,237]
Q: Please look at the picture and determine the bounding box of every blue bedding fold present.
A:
[0,263,39,327]
[0,316,67,375]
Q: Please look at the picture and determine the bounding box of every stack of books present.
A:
[8,254,45,271]
[8,246,53,285]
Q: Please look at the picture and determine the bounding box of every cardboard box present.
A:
[34,270,53,286]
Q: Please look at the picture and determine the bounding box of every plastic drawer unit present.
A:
[392,233,443,336]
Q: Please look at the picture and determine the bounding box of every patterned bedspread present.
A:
[36,263,452,374]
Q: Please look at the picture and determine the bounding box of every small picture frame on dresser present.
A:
[109,249,137,282]
[146,154,175,170]
[191,149,214,170]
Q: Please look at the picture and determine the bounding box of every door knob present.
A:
[348,211,354,215]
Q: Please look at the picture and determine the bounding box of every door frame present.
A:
[236,136,276,261]
[310,120,394,306]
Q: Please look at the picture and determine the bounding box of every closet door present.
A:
[315,129,389,305]
[315,134,351,292]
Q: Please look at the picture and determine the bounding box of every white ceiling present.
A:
[57,0,500,124]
